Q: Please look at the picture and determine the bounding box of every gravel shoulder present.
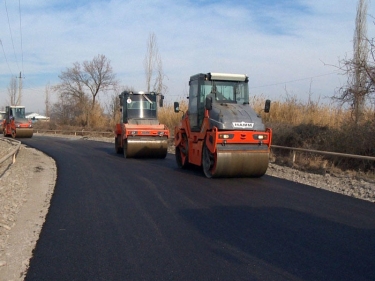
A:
[0,135,373,280]
[0,138,56,281]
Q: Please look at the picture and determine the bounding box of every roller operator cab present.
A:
[2,106,33,138]
[115,91,170,158]
[174,72,272,178]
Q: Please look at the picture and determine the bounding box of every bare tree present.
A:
[82,54,117,108]
[335,0,369,124]
[153,53,168,94]
[7,76,18,105]
[7,73,22,106]
[45,83,51,117]
[53,62,89,125]
[108,93,120,123]
[50,91,91,126]
[362,24,375,107]
[17,72,22,106]
[352,0,368,123]
[106,85,136,127]
[54,62,87,105]
[53,54,117,126]
[144,33,157,92]
[144,33,167,94]
[106,89,122,128]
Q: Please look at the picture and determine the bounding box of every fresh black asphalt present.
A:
[21,136,375,281]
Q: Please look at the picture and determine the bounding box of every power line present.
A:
[146,72,340,97]
[4,0,20,72]
[249,71,340,90]
[0,39,13,75]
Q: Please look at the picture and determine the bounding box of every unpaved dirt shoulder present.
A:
[266,163,375,202]
[0,144,56,281]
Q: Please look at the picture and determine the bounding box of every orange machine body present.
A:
[2,106,33,138]
[174,72,272,178]
[114,91,169,158]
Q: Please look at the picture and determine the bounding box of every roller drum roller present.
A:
[15,128,33,138]
[125,137,168,158]
[203,145,269,178]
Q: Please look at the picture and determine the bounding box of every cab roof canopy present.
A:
[121,91,161,95]
[8,105,25,108]
[190,72,248,83]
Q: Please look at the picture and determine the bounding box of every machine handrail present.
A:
[271,145,375,161]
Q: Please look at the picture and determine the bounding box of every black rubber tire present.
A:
[115,136,123,154]
[175,146,188,168]
[175,134,189,168]
[202,144,215,178]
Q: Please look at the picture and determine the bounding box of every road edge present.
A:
[0,145,57,281]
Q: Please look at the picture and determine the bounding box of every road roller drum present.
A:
[202,145,269,178]
[14,128,34,138]
[125,137,168,158]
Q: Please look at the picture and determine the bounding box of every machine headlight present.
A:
[218,134,234,139]
[253,134,268,140]
[158,131,164,136]
[131,131,137,135]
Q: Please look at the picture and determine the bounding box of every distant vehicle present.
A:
[25,112,50,123]
[114,90,169,158]
[2,105,33,138]
[0,111,5,132]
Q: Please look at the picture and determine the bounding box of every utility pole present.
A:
[16,71,22,105]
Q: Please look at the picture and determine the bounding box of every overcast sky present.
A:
[0,0,373,113]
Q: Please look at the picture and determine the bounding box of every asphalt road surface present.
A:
[21,136,375,281]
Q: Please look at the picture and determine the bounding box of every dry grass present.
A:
[158,100,188,131]
[159,94,364,132]
[249,94,352,128]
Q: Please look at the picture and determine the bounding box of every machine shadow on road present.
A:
[89,142,204,175]
[91,144,123,157]
[179,206,375,281]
